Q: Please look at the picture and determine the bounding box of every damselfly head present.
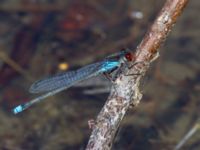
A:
[120,49,134,62]
[106,48,134,62]
[125,52,133,61]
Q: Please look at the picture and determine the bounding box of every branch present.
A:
[86,0,189,150]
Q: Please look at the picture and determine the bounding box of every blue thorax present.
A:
[100,61,119,73]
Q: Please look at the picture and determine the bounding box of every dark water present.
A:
[0,0,199,150]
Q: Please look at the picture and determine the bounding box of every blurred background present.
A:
[0,0,199,150]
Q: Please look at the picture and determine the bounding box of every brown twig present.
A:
[86,0,189,149]
[0,51,34,82]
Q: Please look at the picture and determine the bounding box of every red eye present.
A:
[125,52,133,61]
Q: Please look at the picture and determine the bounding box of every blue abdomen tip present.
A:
[13,105,23,114]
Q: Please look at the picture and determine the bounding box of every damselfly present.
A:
[12,49,133,114]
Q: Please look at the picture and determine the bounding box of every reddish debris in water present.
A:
[0,14,52,85]
[56,2,99,42]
